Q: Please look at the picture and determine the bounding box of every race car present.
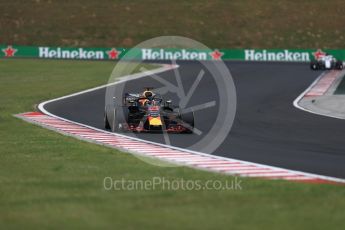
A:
[104,88,195,133]
[310,53,343,70]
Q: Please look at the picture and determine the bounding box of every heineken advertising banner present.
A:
[1,44,345,62]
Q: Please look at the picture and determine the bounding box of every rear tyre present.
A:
[336,61,344,70]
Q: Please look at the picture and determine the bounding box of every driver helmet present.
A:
[143,90,153,100]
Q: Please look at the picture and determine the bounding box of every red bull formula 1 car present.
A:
[104,88,195,133]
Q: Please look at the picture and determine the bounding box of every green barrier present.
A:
[1,45,345,61]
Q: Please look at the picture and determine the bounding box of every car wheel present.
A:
[310,62,318,70]
[336,61,344,70]
[180,111,195,134]
[111,107,128,132]
[104,112,111,129]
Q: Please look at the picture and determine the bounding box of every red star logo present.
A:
[107,48,121,59]
[2,45,17,57]
[313,49,326,60]
[209,49,224,60]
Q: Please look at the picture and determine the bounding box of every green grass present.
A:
[0,59,345,229]
[1,0,345,49]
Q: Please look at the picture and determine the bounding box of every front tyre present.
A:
[104,112,111,129]
[310,61,318,70]
[180,111,195,134]
[111,107,128,132]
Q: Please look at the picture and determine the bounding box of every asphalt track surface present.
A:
[44,61,345,179]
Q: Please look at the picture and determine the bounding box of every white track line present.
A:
[293,70,345,120]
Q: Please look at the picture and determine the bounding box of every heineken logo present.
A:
[141,48,223,60]
[312,49,326,60]
[38,47,121,60]
[245,49,310,62]
[2,45,17,57]
[1,45,331,62]
[107,48,122,59]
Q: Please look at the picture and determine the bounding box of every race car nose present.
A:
[149,117,162,126]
